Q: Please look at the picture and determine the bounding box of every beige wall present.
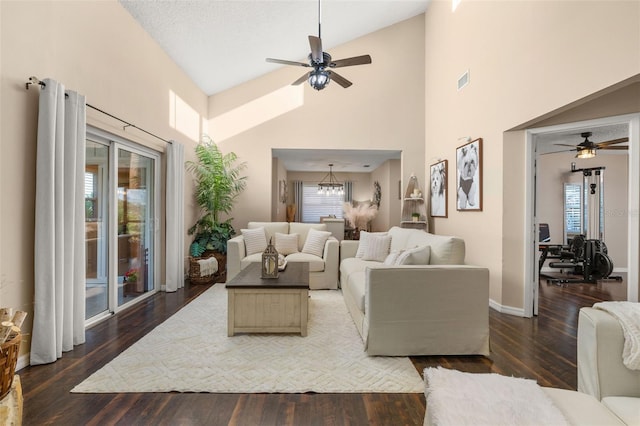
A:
[370,159,402,231]
[210,15,425,232]
[424,0,640,310]
[0,0,207,358]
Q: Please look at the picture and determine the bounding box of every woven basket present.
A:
[0,333,20,401]
[189,252,226,285]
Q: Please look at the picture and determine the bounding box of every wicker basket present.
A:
[189,252,226,285]
[0,333,20,401]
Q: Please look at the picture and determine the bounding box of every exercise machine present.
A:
[539,165,622,284]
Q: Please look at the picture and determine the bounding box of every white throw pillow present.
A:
[275,232,299,255]
[241,227,268,255]
[395,245,431,265]
[362,235,392,262]
[302,228,332,257]
[355,231,389,258]
[383,250,404,265]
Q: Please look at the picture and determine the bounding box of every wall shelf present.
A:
[401,175,427,231]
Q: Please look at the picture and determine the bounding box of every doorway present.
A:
[524,114,640,316]
[85,128,160,324]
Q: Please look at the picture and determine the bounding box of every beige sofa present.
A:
[226,222,339,290]
[578,307,640,425]
[339,226,490,356]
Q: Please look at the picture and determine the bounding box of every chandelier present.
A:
[317,163,344,195]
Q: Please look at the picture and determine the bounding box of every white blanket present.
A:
[197,257,218,277]
[593,301,640,370]
[424,367,568,426]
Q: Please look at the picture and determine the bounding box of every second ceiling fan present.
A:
[266,1,372,91]
[555,132,629,159]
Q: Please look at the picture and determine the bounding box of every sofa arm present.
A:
[322,237,339,284]
[578,307,640,400]
[340,240,359,262]
[226,235,245,282]
[364,265,490,356]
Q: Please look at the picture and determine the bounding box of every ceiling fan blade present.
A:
[308,35,323,63]
[329,55,372,68]
[599,145,628,150]
[540,149,575,155]
[554,143,578,148]
[292,72,310,86]
[328,71,352,88]
[266,58,310,67]
[596,137,629,147]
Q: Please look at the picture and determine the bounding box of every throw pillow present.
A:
[362,235,392,262]
[395,245,431,265]
[241,227,268,256]
[355,231,389,258]
[383,250,404,265]
[302,228,332,257]
[275,232,299,255]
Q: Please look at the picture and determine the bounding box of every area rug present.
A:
[72,285,424,393]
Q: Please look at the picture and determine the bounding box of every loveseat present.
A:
[339,226,490,356]
[578,306,640,425]
[226,222,339,290]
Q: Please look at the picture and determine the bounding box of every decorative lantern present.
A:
[261,237,279,279]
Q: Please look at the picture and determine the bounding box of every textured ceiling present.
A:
[119,0,430,95]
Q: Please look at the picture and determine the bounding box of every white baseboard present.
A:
[16,353,30,372]
[489,298,525,317]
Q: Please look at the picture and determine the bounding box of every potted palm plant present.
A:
[186,136,247,281]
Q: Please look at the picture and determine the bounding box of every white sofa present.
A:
[578,307,640,425]
[226,222,339,290]
[424,371,627,426]
[339,226,490,356]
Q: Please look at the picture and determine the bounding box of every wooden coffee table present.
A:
[226,262,309,337]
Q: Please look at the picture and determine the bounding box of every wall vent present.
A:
[457,70,469,91]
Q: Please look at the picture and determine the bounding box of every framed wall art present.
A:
[456,138,482,211]
[429,159,448,217]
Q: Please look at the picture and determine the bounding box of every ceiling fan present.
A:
[265,0,372,91]
[554,132,628,159]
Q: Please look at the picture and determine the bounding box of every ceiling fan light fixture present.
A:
[576,147,596,159]
[309,69,330,90]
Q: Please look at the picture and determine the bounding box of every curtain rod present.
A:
[26,76,172,145]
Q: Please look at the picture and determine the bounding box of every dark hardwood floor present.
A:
[19,276,627,425]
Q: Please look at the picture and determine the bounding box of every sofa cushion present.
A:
[289,222,327,250]
[345,271,366,312]
[388,226,464,265]
[275,232,299,255]
[302,228,332,257]
[362,234,392,262]
[240,253,263,270]
[543,388,626,426]
[396,245,431,265]
[248,222,289,245]
[602,396,640,426]
[384,250,403,265]
[355,231,389,258]
[285,252,325,272]
[241,227,268,255]
[340,257,379,285]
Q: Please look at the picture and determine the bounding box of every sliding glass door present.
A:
[85,129,160,323]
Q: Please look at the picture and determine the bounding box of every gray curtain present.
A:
[344,181,353,203]
[293,180,303,222]
[31,79,86,365]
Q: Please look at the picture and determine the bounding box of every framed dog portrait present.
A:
[456,138,482,211]
[429,160,448,217]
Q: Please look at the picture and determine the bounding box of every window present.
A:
[302,184,344,223]
[564,183,582,242]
